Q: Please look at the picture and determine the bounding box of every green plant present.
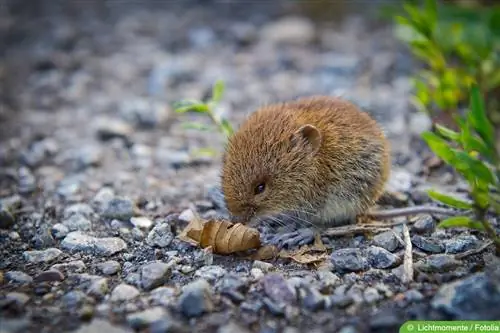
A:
[392,0,500,127]
[422,85,500,255]
[173,80,234,156]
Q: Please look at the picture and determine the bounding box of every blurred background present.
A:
[1,0,499,207]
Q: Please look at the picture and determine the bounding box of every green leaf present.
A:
[426,190,473,209]
[181,122,213,131]
[211,80,225,104]
[435,124,460,142]
[191,147,217,157]
[424,0,438,30]
[421,131,457,165]
[437,216,485,231]
[469,85,495,149]
[174,103,209,113]
[454,151,496,185]
[220,118,234,137]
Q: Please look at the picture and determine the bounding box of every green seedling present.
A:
[422,85,500,255]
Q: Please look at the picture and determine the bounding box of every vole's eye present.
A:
[254,183,266,195]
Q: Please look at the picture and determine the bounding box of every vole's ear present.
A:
[291,124,322,154]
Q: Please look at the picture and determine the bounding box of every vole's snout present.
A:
[228,206,256,224]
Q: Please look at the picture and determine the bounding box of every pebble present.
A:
[87,278,109,298]
[97,260,121,275]
[300,286,325,311]
[411,235,444,253]
[62,290,87,308]
[0,203,15,229]
[194,265,227,282]
[149,286,176,306]
[262,273,296,305]
[179,279,214,318]
[316,270,341,288]
[34,270,65,283]
[51,223,70,239]
[63,214,92,231]
[260,16,315,45]
[74,319,133,333]
[51,260,87,273]
[432,272,500,319]
[444,235,478,254]
[120,98,170,129]
[23,248,62,264]
[130,216,153,229]
[178,209,195,222]
[415,254,461,273]
[146,222,174,247]
[403,289,424,302]
[412,215,435,234]
[141,261,172,291]
[366,246,400,269]
[218,321,253,333]
[32,224,55,248]
[95,117,133,142]
[61,231,127,256]
[63,203,95,219]
[5,270,33,284]
[409,112,432,136]
[252,260,273,272]
[250,268,264,280]
[20,138,58,167]
[92,187,115,211]
[126,306,167,330]
[363,287,382,303]
[4,292,30,307]
[110,283,140,302]
[18,166,37,194]
[372,231,400,252]
[101,197,135,221]
[69,145,103,170]
[330,248,369,273]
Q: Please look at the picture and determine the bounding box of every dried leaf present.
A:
[251,245,279,260]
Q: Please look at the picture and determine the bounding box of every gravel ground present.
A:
[1,1,500,333]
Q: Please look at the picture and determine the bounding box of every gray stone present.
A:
[178,279,214,318]
[32,224,55,249]
[317,270,341,288]
[330,248,369,273]
[101,198,135,221]
[63,203,95,219]
[363,287,382,303]
[5,271,33,284]
[411,235,444,253]
[126,307,167,330]
[51,260,87,273]
[92,187,115,211]
[4,292,30,307]
[130,216,153,229]
[432,272,500,319]
[194,265,227,283]
[146,222,174,248]
[87,278,109,298]
[366,246,399,269]
[373,231,400,252]
[149,286,176,306]
[51,223,69,239]
[74,319,132,333]
[18,167,36,194]
[141,261,172,291]
[120,98,170,129]
[23,248,62,264]
[61,231,127,256]
[403,289,424,302]
[20,138,58,167]
[68,145,103,170]
[262,273,296,305]
[97,260,121,275]
[34,270,65,283]
[217,321,253,333]
[412,215,435,234]
[111,283,140,302]
[444,235,478,254]
[0,203,15,229]
[300,286,325,311]
[260,16,315,45]
[415,254,461,273]
[95,117,133,141]
[63,214,92,231]
[62,290,87,308]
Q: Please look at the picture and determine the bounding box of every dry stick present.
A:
[402,224,414,284]
[455,240,494,260]
[324,225,391,237]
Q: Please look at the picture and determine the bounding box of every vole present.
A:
[220,96,459,237]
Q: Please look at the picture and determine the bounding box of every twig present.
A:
[324,225,391,237]
[455,240,494,260]
[402,224,413,284]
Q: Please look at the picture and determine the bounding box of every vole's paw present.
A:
[269,228,315,250]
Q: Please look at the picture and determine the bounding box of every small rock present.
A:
[0,203,15,229]
[23,248,62,264]
[20,138,58,167]
[5,271,33,284]
[409,112,432,136]
[415,254,461,273]
[444,235,478,254]
[330,248,369,273]
[250,268,264,280]
[385,168,412,193]
[218,321,252,333]
[130,216,153,229]
[316,270,341,288]
[329,294,353,308]
[34,270,65,283]
[146,222,174,247]
[178,209,195,222]
[64,203,95,219]
[95,117,133,141]
[101,197,135,221]
[62,290,87,308]
[111,283,140,302]
[403,289,424,302]
[63,214,92,231]
[61,231,127,256]
[18,167,37,194]
[127,307,167,330]
[300,286,325,311]
[337,326,358,333]
[252,260,273,272]
[51,260,86,273]
[194,265,227,282]
[260,16,315,45]
[179,279,214,318]
[373,231,400,252]
[97,260,121,275]
[262,273,296,305]
[92,187,115,211]
[141,261,172,291]
[155,149,191,168]
[51,223,69,239]
[120,98,170,129]
[74,319,132,333]
[4,292,30,307]
[87,278,108,298]
[149,286,176,306]
[432,272,500,319]
[412,215,436,234]
[363,287,382,303]
[411,235,444,253]
[32,224,55,248]
[366,246,399,269]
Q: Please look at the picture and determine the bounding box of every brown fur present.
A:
[221,95,391,227]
